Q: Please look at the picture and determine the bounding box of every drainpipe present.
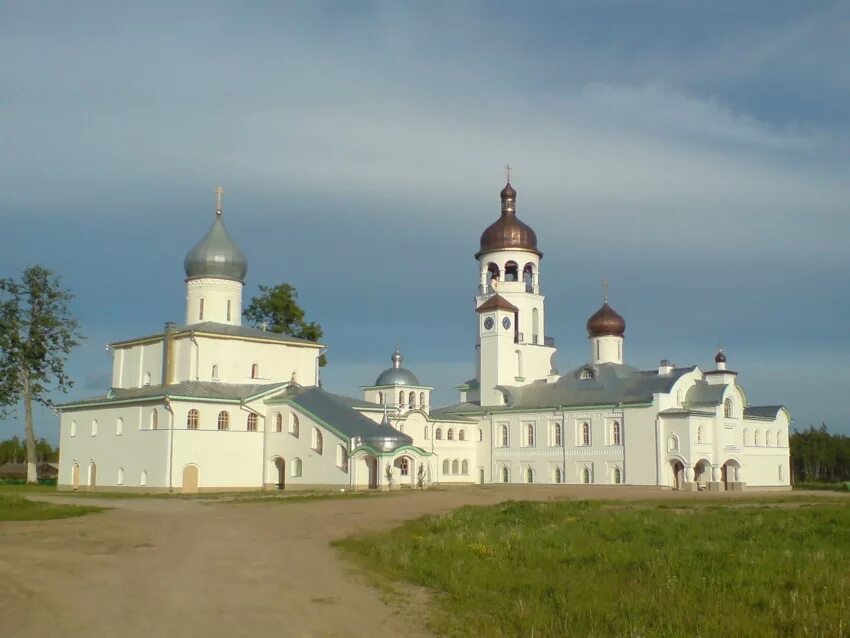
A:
[165,397,174,493]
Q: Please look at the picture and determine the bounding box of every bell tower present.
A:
[474,174,557,407]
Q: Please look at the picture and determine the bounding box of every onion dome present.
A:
[587,302,626,338]
[374,346,421,386]
[184,211,248,282]
[714,349,727,364]
[476,181,541,259]
[362,408,414,452]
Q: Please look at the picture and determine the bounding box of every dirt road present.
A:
[0,485,831,637]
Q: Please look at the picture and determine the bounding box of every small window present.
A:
[447,428,454,441]
[436,428,443,440]
[613,467,622,484]
[501,425,509,448]
[778,465,784,481]
[461,459,469,475]
[581,422,590,446]
[612,421,621,446]
[151,409,158,430]
[275,413,283,432]
[117,467,124,485]
[408,391,416,408]
[501,467,510,483]
[442,459,449,474]
[668,434,679,452]
[247,413,258,432]
[582,467,591,484]
[144,371,152,386]
[199,298,205,320]
[554,467,563,483]
[424,426,429,439]
[526,467,534,483]
[140,470,148,486]
[399,390,405,406]
[451,459,459,474]
[697,425,704,444]
[724,398,733,418]
[399,457,410,476]
[251,363,259,379]
[478,428,483,442]
[212,364,219,380]
[554,423,562,447]
[458,429,466,441]
[292,457,303,477]
[378,391,384,404]
[289,414,300,437]
[312,428,323,454]
[70,420,77,437]
[526,424,535,447]
[217,411,229,431]
[91,420,98,437]
[116,417,123,436]
[419,392,426,406]
[187,409,199,430]
[580,368,594,380]
[337,445,348,471]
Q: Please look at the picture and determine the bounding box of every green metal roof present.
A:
[58,381,288,409]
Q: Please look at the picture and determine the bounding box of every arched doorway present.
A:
[670,460,685,490]
[479,467,485,485]
[182,465,199,494]
[694,459,711,490]
[369,456,378,489]
[71,463,80,491]
[274,457,285,490]
[393,456,414,487]
[721,460,740,490]
[88,462,97,489]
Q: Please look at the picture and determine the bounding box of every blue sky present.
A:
[2,1,849,442]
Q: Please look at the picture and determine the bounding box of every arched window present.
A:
[275,413,283,432]
[504,261,518,282]
[451,459,459,474]
[531,307,539,342]
[523,263,535,292]
[117,467,124,485]
[187,409,199,430]
[70,420,77,437]
[554,467,563,484]
[612,421,621,446]
[754,430,761,446]
[581,422,590,446]
[424,426,429,439]
[442,459,450,474]
[140,470,148,486]
[151,409,158,430]
[582,467,591,484]
[461,459,469,475]
[765,429,772,447]
[724,398,733,418]
[289,414,299,437]
[251,363,259,379]
[419,392,426,406]
[378,391,384,404]
[501,467,510,483]
[312,428,323,454]
[292,458,303,477]
[478,428,483,442]
[526,467,534,483]
[554,423,562,446]
[668,434,679,452]
[337,445,348,471]
[226,299,232,322]
[399,457,410,476]
[247,413,258,432]
[447,428,454,441]
[526,424,535,447]
[199,298,205,321]
[217,411,229,430]
[697,425,704,444]
[486,262,501,289]
[435,428,443,440]
[409,391,416,408]
[144,371,152,386]
[91,420,98,436]
[212,364,219,379]
[501,425,509,447]
[399,390,405,406]
[116,417,123,436]
[613,467,622,484]
[458,429,466,441]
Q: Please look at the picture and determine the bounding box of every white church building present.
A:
[57,181,791,492]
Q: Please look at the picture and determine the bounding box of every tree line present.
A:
[0,435,58,464]
[790,424,850,484]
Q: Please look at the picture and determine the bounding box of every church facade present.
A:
[57,182,791,492]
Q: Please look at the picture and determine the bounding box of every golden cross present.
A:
[505,163,512,183]
[214,186,225,215]
[602,279,609,302]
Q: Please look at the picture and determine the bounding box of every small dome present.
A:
[375,347,420,386]
[476,181,541,258]
[362,411,413,452]
[714,349,727,364]
[587,302,626,338]
[184,213,248,282]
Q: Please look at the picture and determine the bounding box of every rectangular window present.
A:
[227,299,232,322]
[550,422,562,447]
[199,298,205,320]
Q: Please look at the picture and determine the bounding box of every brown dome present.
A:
[476,181,541,259]
[714,349,727,364]
[587,302,626,338]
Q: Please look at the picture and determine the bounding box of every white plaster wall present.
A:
[185,277,243,326]
[590,336,623,365]
[171,429,264,489]
[189,335,319,385]
[621,405,660,485]
[114,342,164,388]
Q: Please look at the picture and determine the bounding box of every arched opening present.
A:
[140,470,147,487]
[458,429,466,441]
[217,411,229,431]
[724,398,733,418]
[694,459,711,489]
[504,261,518,282]
[670,460,685,490]
[501,466,510,483]
[91,420,98,436]
[442,459,449,475]
[247,413,258,432]
[337,445,349,472]
[187,409,199,430]
[289,413,299,436]
[394,456,414,486]
[273,457,285,489]
[182,465,199,494]
[451,459,459,475]
[378,391,384,404]
[582,467,591,484]
[292,457,303,478]
[435,428,443,440]
[408,391,416,408]
[117,467,124,485]
[461,459,469,475]
[523,263,535,292]
[554,467,562,484]
[251,363,259,379]
[526,467,534,484]
[613,467,622,484]
[447,428,454,441]
[581,422,590,446]
[531,307,539,343]
[419,391,426,407]
[144,371,151,386]
[71,463,80,490]
[486,262,501,289]
[88,462,96,489]
[312,428,323,454]
[275,412,283,432]
[721,460,740,490]
[398,390,405,406]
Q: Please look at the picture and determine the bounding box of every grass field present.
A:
[336,498,850,637]
[0,494,103,521]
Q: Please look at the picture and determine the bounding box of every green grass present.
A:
[794,481,850,492]
[0,494,103,521]
[226,489,406,505]
[336,499,850,637]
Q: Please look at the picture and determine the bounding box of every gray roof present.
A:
[433,363,696,415]
[375,367,421,386]
[744,405,785,420]
[683,382,727,407]
[184,213,248,282]
[110,321,322,348]
[268,386,413,451]
[59,381,287,409]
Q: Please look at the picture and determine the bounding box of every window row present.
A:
[495,421,621,448]
[210,363,263,380]
[435,427,469,441]
[198,297,234,322]
[743,429,786,448]
[377,390,428,409]
[498,465,622,485]
[441,458,471,476]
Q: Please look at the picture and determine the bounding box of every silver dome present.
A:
[184,212,248,282]
[362,409,413,452]
[374,346,420,386]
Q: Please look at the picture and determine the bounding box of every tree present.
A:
[243,284,327,366]
[416,462,426,490]
[384,462,395,491]
[0,266,82,483]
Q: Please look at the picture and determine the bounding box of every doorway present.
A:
[88,462,97,489]
[274,457,285,490]
[182,465,199,494]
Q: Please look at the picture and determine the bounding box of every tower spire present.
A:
[505,163,512,183]
[214,185,225,216]
[602,279,609,303]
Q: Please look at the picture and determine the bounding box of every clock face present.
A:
[502,316,512,330]
[483,317,495,331]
